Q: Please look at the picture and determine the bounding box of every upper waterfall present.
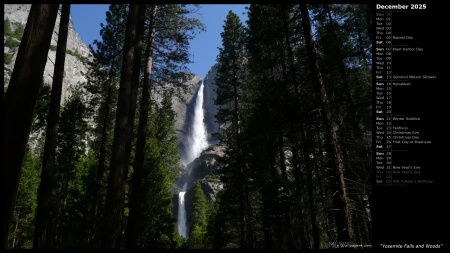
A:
[181,82,209,167]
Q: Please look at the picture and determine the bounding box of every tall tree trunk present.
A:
[289,140,308,248]
[232,54,254,250]
[273,85,293,248]
[123,3,146,191]
[126,4,155,249]
[280,5,319,247]
[324,6,372,245]
[277,128,294,249]
[269,149,283,248]
[3,5,58,248]
[299,122,321,249]
[311,119,335,243]
[11,221,19,248]
[51,172,70,247]
[258,133,273,249]
[102,4,140,248]
[260,184,273,249]
[88,73,114,248]
[300,3,353,244]
[32,5,70,249]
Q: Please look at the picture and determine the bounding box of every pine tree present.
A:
[85,4,127,247]
[4,5,59,248]
[8,148,40,249]
[312,4,372,246]
[49,87,89,248]
[300,3,354,243]
[187,182,208,249]
[138,93,180,248]
[126,5,156,248]
[34,5,71,248]
[245,4,300,248]
[214,10,255,249]
[126,4,204,248]
[102,4,143,248]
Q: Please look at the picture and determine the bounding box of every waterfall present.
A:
[181,82,209,167]
[177,182,188,238]
[177,82,208,238]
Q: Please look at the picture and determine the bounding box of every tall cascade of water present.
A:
[177,82,208,238]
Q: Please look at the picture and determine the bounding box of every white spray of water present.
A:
[177,82,208,238]
[181,82,208,167]
[177,182,188,238]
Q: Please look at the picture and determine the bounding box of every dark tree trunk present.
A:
[299,123,321,249]
[32,5,71,249]
[300,3,354,244]
[88,74,113,248]
[311,119,335,243]
[289,140,308,249]
[269,150,283,249]
[126,4,155,249]
[123,3,146,191]
[51,172,69,247]
[257,134,273,249]
[102,4,140,248]
[275,102,294,249]
[3,5,58,248]
[280,5,318,247]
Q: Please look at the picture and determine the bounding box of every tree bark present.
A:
[300,3,354,244]
[32,5,71,249]
[126,4,155,249]
[3,4,58,249]
[299,123,321,249]
[102,4,140,248]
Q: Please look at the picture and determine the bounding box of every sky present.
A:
[70,4,249,79]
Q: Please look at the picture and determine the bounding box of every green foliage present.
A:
[8,148,41,249]
[4,18,13,36]
[13,22,25,39]
[56,87,89,165]
[214,10,247,126]
[31,84,52,135]
[4,18,25,41]
[150,4,205,100]
[171,225,187,248]
[137,93,180,248]
[47,87,90,248]
[187,182,208,249]
[4,53,13,64]
[49,44,88,64]
[205,190,239,249]
[67,49,88,64]
[5,37,21,48]
[187,225,206,249]
[212,10,252,249]
[209,3,372,249]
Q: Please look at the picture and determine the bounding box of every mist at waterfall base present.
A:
[177,82,208,238]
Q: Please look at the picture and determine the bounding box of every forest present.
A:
[3,4,372,249]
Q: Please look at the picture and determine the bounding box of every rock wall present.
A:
[203,63,220,143]
[4,4,91,104]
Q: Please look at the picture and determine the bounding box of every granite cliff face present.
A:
[203,63,220,144]
[4,4,92,104]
